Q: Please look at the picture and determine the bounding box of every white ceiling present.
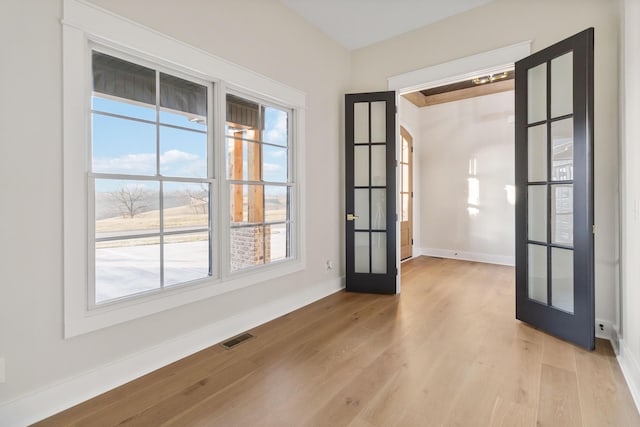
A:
[280,0,495,50]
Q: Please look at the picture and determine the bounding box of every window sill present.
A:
[65,258,305,338]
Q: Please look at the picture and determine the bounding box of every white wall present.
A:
[351,0,620,332]
[619,0,640,408]
[415,91,514,264]
[0,0,350,420]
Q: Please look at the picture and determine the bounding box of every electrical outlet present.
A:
[0,357,5,384]
[326,260,334,271]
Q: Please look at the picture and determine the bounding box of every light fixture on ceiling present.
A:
[472,71,509,85]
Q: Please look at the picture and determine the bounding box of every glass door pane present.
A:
[551,52,573,118]
[528,244,547,304]
[528,63,547,124]
[528,125,547,182]
[552,248,574,313]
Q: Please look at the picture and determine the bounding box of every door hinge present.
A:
[411,191,413,198]
[592,224,596,235]
[395,105,398,114]
[411,147,414,153]
[411,238,414,245]
[395,213,398,221]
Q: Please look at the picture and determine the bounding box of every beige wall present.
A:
[0,0,633,418]
[0,0,350,406]
[415,91,515,261]
[352,0,620,325]
[620,0,640,399]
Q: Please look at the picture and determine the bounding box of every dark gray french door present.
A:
[345,92,397,294]
[515,28,594,349]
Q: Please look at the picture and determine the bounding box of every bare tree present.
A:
[184,184,209,215]
[112,185,149,218]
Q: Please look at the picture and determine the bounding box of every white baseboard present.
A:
[596,318,615,341]
[618,338,640,414]
[417,247,515,266]
[0,277,345,427]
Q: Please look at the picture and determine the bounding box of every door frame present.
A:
[388,42,532,281]
[400,126,414,260]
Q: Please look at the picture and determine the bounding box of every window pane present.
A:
[265,186,288,222]
[354,189,370,230]
[402,137,409,163]
[160,72,207,117]
[370,101,386,143]
[92,51,156,107]
[552,248,574,313]
[551,184,573,246]
[159,126,207,178]
[227,94,260,131]
[551,51,573,118]
[162,182,209,233]
[164,232,210,286]
[528,185,547,243]
[551,118,573,181]
[92,96,156,121]
[230,184,264,224]
[160,109,206,131]
[92,113,156,175]
[354,146,369,187]
[528,62,547,124]
[267,223,288,262]
[263,144,288,183]
[354,102,369,144]
[263,106,288,146]
[402,164,409,192]
[528,124,547,182]
[371,145,386,186]
[371,232,387,274]
[402,193,409,222]
[230,226,265,271]
[95,179,159,239]
[528,243,547,304]
[226,124,260,141]
[227,138,261,182]
[371,189,386,230]
[95,237,160,304]
[355,232,369,273]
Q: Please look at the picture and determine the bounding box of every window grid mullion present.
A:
[156,69,165,289]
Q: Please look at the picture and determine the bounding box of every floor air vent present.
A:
[222,333,254,349]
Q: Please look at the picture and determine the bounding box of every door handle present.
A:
[346,213,359,221]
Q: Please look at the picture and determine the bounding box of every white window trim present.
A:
[63,0,306,337]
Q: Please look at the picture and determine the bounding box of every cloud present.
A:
[161,149,198,164]
[263,163,282,173]
[264,108,288,145]
[94,149,204,177]
[93,153,155,174]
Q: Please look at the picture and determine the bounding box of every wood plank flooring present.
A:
[35,257,640,426]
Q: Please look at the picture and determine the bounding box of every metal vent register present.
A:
[221,333,254,349]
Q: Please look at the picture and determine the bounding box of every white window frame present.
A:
[223,89,296,276]
[63,0,306,337]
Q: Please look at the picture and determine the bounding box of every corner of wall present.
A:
[618,337,640,413]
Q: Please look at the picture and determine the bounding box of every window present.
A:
[63,0,305,336]
[226,95,292,271]
[90,51,213,305]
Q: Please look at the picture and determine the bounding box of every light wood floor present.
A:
[36,257,640,426]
